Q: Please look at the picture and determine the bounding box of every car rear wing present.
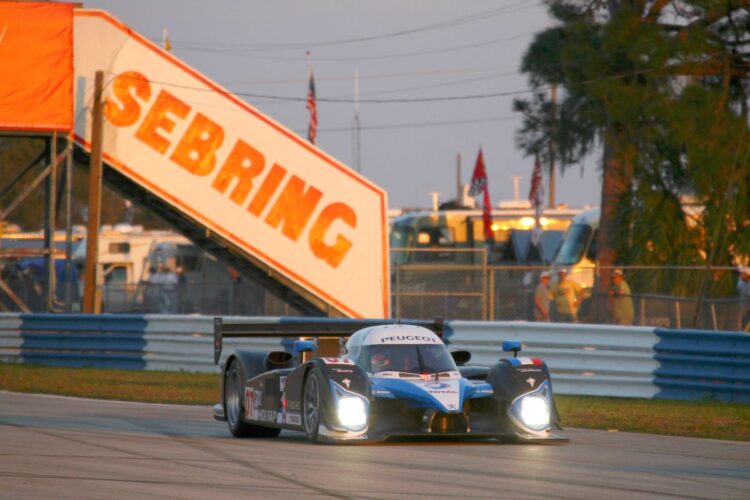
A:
[213,317,444,365]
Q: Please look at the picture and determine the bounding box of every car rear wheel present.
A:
[225,361,281,438]
[303,369,323,442]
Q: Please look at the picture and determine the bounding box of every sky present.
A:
[80,0,602,210]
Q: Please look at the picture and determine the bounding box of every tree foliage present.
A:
[515,0,750,296]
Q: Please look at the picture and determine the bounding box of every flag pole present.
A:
[306,51,317,144]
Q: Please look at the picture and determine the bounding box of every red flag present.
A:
[469,149,493,241]
[306,70,317,144]
[529,155,544,244]
[469,149,487,197]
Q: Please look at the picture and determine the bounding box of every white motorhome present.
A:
[552,208,599,288]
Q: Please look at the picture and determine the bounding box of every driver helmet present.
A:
[371,351,392,372]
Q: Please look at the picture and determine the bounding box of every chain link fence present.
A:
[392,257,750,332]
[2,250,749,331]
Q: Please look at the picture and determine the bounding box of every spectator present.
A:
[176,266,192,313]
[550,268,583,323]
[149,264,178,313]
[738,266,750,331]
[609,269,634,325]
[162,266,178,313]
[533,271,552,322]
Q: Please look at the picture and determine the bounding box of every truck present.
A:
[390,203,582,266]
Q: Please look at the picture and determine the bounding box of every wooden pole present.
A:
[44,132,57,311]
[64,139,74,312]
[548,83,557,209]
[83,71,104,313]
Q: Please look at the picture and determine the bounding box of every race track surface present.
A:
[1,391,748,499]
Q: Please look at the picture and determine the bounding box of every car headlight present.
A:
[518,395,549,430]
[337,397,367,431]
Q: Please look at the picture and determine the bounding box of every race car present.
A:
[212,317,567,443]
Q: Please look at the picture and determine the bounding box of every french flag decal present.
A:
[508,357,543,366]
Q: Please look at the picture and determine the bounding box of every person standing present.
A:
[609,269,634,325]
[550,268,583,322]
[738,266,750,331]
[533,271,552,321]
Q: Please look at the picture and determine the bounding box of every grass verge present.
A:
[1,362,748,441]
[0,362,217,405]
[555,395,750,441]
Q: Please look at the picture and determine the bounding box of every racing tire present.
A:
[225,361,281,438]
[302,368,324,443]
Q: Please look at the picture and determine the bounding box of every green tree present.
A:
[515,0,750,298]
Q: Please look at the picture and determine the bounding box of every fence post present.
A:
[640,297,645,326]
[487,267,495,321]
[675,300,681,329]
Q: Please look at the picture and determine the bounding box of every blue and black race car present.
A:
[212,318,567,443]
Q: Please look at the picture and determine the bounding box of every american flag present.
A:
[469,149,493,241]
[529,155,544,245]
[306,71,317,144]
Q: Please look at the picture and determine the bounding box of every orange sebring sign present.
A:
[74,11,390,318]
[104,71,358,269]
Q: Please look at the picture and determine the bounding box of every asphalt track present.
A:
[0,392,748,499]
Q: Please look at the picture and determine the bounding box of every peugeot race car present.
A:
[212,318,567,443]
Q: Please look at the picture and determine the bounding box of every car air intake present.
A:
[430,412,468,434]
[265,351,293,369]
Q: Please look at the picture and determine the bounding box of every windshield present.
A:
[555,224,592,266]
[363,344,457,374]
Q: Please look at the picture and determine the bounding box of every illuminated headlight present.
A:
[337,397,367,431]
[518,395,549,430]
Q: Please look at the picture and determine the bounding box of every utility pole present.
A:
[548,82,557,208]
[456,153,462,205]
[352,69,361,172]
[83,71,104,313]
[512,175,522,202]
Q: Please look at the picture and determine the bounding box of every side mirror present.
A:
[450,350,471,366]
[502,340,522,358]
[293,340,316,354]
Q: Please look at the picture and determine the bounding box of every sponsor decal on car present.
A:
[425,382,449,389]
[287,400,301,411]
[362,328,443,346]
[254,409,278,423]
[285,412,301,425]
[244,388,262,419]
[379,335,438,344]
[517,368,543,373]
[321,358,355,365]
